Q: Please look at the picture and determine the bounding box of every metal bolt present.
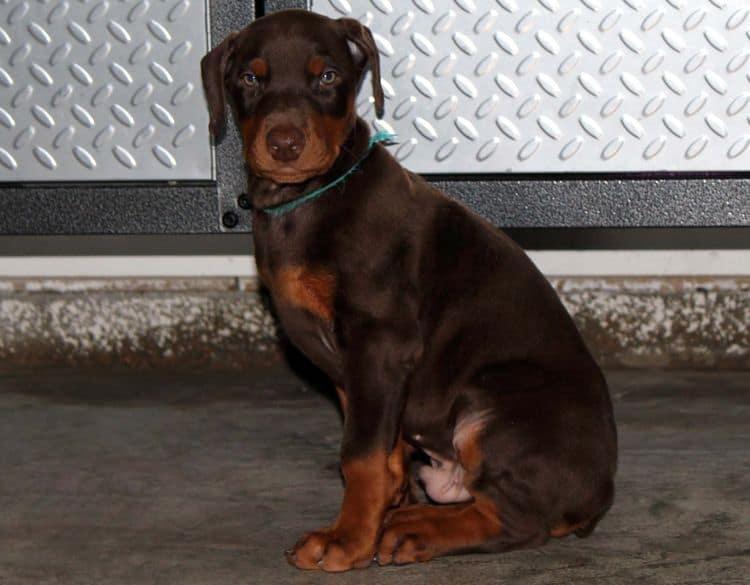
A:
[237,193,252,210]
[222,211,239,229]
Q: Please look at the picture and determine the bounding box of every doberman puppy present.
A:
[202,9,617,572]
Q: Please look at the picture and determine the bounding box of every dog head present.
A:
[201,10,383,185]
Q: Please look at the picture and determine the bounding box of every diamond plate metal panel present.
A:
[311,0,750,173]
[0,0,211,181]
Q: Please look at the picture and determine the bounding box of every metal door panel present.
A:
[0,0,212,181]
[312,0,750,174]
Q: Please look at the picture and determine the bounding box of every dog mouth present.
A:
[250,148,340,185]
[254,165,328,184]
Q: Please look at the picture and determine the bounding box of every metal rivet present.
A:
[237,193,252,210]
[222,211,239,228]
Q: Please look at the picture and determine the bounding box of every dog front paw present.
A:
[285,528,375,572]
[377,514,436,566]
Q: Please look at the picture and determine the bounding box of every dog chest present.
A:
[267,265,342,377]
[273,265,336,322]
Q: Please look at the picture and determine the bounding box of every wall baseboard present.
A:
[1,276,747,370]
[1,251,749,278]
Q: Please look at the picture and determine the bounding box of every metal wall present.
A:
[1,0,749,234]
[314,0,750,174]
[0,0,254,234]
[0,0,212,182]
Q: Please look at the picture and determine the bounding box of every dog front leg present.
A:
[286,327,419,572]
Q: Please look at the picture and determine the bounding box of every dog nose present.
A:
[266,126,306,162]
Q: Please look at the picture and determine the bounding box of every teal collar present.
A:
[260,131,396,217]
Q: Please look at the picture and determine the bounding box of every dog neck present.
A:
[248,118,373,214]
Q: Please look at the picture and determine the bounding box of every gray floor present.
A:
[0,367,748,584]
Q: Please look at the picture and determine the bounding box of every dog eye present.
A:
[242,72,259,87]
[320,70,337,85]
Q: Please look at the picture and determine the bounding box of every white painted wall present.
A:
[1,251,749,278]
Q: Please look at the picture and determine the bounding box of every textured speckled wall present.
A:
[1,276,747,370]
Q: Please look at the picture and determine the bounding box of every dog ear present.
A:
[200,32,239,138]
[338,18,384,119]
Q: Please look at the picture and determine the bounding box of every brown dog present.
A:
[202,9,617,572]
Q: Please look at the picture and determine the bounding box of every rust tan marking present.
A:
[455,409,492,486]
[387,438,409,507]
[336,448,406,537]
[249,57,268,77]
[307,55,326,77]
[309,107,353,161]
[336,386,348,420]
[276,266,336,322]
[288,447,407,571]
[398,440,420,505]
[378,496,502,565]
[550,519,592,538]
[245,113,341,184]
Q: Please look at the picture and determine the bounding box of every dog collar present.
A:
[260,131,396,217]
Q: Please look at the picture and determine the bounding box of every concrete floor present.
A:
[0,367,748,584]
